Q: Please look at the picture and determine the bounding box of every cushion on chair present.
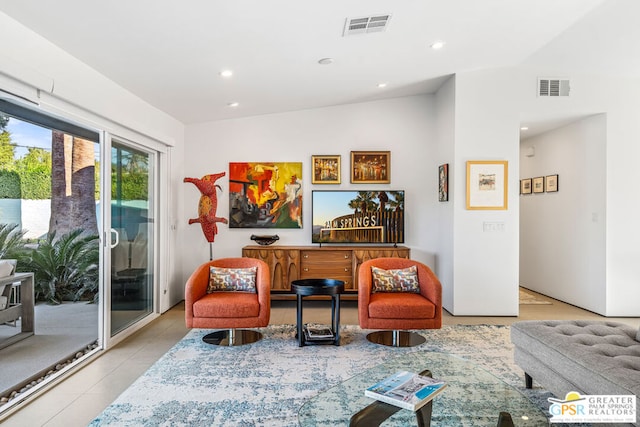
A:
[193,293,260,318]
[371,266,420,293]
[367,293,436,319]
[207,266,257,293]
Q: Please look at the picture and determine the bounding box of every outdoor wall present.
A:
[519,115,606,314]
[20,199,50,239]
[182,95,439,283]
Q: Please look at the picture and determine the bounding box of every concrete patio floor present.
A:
[0,302,98,396]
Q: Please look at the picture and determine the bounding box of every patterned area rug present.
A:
[89,325,557,427]
[519,288,553,305]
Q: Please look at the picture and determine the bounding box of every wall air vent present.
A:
[538,78,570,97]
[343,15,391,36]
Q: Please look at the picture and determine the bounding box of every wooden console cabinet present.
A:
[242,245,410,299]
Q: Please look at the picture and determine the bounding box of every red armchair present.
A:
[358,258,442,346]
[185,257,271,346]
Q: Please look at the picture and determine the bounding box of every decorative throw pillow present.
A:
[371,265,420,293]
[207,266,257,293]
[636,326,640,342]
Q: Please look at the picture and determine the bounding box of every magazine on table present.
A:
[365,371,447,411]
[304,323,334,339]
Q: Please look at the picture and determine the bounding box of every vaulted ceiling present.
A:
[0,0,637,128]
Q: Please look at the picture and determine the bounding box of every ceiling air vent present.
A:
[343,15,391,36]
[538,78,570,97]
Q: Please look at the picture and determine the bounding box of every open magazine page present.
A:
[365,371,447,411]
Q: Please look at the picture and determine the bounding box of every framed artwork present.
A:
[532,176,545,193]
[311,155,341,184]
[350,151,390,184]
[466,160,508,210]
[545,174,559,192]
[520,178,532,195]
[438,163,449,202]
[228,162,303,228]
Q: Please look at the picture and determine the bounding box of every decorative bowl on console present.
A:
[250,235,279,246]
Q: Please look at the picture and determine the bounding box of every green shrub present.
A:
[19,169,51,199]
[24,229,99,304]
[0,223,27,258]
[0,171,21,199]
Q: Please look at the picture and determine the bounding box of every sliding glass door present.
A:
[109,140,155,336]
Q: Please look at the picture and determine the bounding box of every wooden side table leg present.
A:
[349,400,432,427]
[416,401,433,427]
[349,401,401,427]
[497,411,514,427]
[22,274,34,332]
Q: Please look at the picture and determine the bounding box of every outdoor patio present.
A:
[0,301,98,396]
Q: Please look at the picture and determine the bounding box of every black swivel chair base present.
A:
[366,330,426,347]
[202,329,263,346]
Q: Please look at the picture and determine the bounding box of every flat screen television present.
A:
[311,190,404,244]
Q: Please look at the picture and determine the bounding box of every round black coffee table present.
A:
[291,278,344,347]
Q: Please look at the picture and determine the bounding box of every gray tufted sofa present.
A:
[511,320,640,426]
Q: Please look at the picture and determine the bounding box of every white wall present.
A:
[519,115,607,314]
[516,67,640,316]
[449,69,521,315]
[182,96,439,282]
[435,77,456,310]
[0,12,182,147]
[4,8,639,317]
[0,11,186,311]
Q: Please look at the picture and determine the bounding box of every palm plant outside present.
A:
[0,223,27,259]
[24,229,99,304]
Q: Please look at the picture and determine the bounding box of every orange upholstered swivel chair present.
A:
[358,258,442,347]
[185,257,271,346]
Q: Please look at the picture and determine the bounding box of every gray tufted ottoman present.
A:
[511,320,640,426]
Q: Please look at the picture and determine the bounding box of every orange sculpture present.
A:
[184,172,228,243]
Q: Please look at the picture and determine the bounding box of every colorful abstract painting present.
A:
[229,162,303,228]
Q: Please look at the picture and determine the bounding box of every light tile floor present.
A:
[2,291,638,427]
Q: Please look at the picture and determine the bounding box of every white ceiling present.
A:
[0,0,637,133]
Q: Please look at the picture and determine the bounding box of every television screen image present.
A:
[312,190,404,244]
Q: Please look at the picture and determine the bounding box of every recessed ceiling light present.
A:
[377,83,388,88]
[318,58,334,65]
[430,41,445,50]
[520,126,529,131]
[219,70,233,78]
[227,102,239,107]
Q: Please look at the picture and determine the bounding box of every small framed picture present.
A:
[311,155,341,184]
[350,151,390,184]
[532,176,545,193]
[466,160,508,210]
[438,164,449,202]
[545,174,558,192]
[520,178,532,195]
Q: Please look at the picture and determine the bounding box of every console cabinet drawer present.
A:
[301,250,351,264]
[300,250,351,276]
[242,245,410,298]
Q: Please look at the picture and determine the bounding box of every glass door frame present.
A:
[100,132,168,349]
